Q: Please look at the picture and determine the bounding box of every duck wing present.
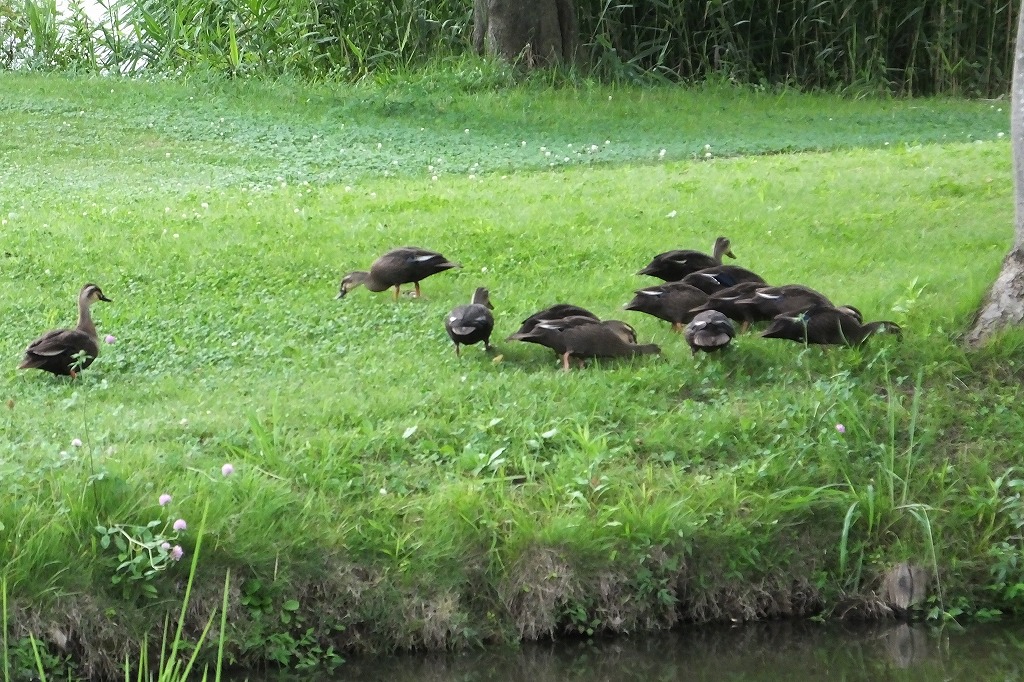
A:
[25,328,94,356]
[638,250,721,281]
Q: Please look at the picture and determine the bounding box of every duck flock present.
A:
[17,237,902,378]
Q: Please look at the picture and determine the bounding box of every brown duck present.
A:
[623,282,709,332]
[688,281,767,327]
[506,304,606,344]
[445,287,495,357]
[509,315,643,364]
[337,246,460,300]
[685,310,736,355]
[19,283,112,378]
[735,284,834,322]
[515,316,659,371]
[682,264,768,295]
[761,305,901,346]
[638,237,736,282]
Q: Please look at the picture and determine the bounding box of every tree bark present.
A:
[472,0,578,68]
[966,0,1024,347]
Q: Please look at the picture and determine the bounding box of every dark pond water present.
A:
[299,620,1024,681]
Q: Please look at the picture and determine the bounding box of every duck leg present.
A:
[561,352,572,372]
[454,343,461,357]
[671,322,684,333]
[392,285,401,301]
[413,281,422,298]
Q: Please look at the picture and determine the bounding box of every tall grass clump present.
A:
[0,0,1017,94]
[577,0,1017,95]
[2,0,473,77]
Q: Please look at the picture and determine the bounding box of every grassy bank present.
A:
[0,71,1020,677]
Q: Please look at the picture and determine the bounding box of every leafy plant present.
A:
[96,519,186,601]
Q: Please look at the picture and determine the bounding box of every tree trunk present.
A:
[966,0,1024,347]
[472,0,578,68]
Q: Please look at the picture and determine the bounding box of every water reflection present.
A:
[264,621,1024,681]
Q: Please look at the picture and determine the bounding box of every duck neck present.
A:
[76,295,97,337]
[858,321,900,344]
[471,288,491,307]
[632,343,661,356]
[354,270,389,293]
[712,240,727,264]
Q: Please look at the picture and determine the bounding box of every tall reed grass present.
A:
[578,0,1017,95]
[0,0,1016,94]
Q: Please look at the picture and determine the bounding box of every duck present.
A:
[734,284,834,322]
[445,287,495,357]
[687,281,767,327]
[623,282,709,332]
[19,283,112,378]
[682,264,768,295]
[761,305,902,346]
[505,304,603,343]
[638,236,736,282]
[518,316,659,371]
[337,247,460,300]
[684,310,735,355]
[507,313,634,356]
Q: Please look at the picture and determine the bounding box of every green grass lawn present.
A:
[0,70,1021,675]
